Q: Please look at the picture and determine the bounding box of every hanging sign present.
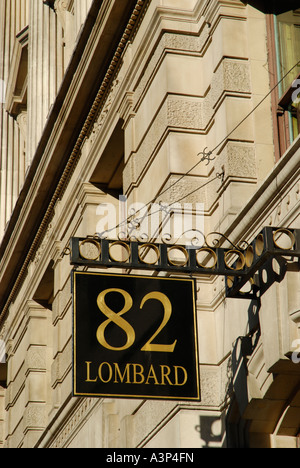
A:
[72,271,200,401]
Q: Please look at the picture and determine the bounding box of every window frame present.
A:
[266,13,300,160]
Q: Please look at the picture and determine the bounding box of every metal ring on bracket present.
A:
[79,239,101,261]
[255,234,264,257]
[240,277,255,294]
[109,241,131,263]
[227,276,234,288]
[167,246,189,266]
[138,243,160,265]
[196,248,218,269]
[245,245,254,267]
[273,228,296,250]
[224,250,246,271]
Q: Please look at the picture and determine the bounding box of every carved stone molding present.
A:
[34,223,53,265]
[16,110,27,140]
[5,26,28,118]
[51,340,72,390]
[49,398,99,448]
[218,142,257,180]
[118,91,135,130]
[54,0,73,30]
[89,77,123,146]
[266,179,300,227]
[133,26,211,110]
[24,403,47,430]
[122,56,251,193]
[26,347,47,373]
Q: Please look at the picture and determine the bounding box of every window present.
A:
[267,10,300,159]
[277,17,300,91]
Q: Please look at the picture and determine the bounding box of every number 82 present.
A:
[96,288,177,353]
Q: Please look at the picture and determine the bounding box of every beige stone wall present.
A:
[0,0,94,241]
[0,0,299,448]
[0,0,29,238]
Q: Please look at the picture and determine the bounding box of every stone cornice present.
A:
[5,26,29,118]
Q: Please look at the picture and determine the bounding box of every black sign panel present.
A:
[72,271,200,401]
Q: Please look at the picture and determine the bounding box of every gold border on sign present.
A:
[72,271,200,401]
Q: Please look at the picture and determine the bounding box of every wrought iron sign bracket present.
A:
[69,227,300,300]
[225,227,300,299]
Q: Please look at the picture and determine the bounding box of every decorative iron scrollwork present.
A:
[68,227,300,301]
[197,147,215,166]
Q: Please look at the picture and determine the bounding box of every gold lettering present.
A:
[160,365,173,386]
[96,288,135,351]
[98,362,113,383]
[132,364,145,384]
[114,363,131,384]
[140,292,177,353]
[85,362,188,388]
[145,364,159,385]
[95,289,179,354]
[174,366,188,386]
[85,361,98,382]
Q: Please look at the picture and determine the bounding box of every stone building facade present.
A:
[0,0,299,448]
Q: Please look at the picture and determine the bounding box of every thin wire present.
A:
[101,172,224,239]
[99,58,300,239]
[126,173,223,240]
[211,58,300,154]
[100,159,208,237]
[174,172,224,205]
